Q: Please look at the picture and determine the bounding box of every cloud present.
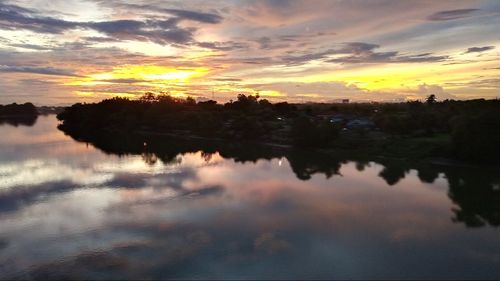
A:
[213,78,243,82]
[248,81,380,101]
[338,42,379,54]
[97,78,150,84]
[427,9,479,21]
[0,2,79,34]
[88,20,147,34]
[197,41,248,51]
[160,8,223,24]
[0,65,80,76]
[0,180,77,214]
[279,49,336,65]
[343,43,446,63]
[329,42,447,64]
[465,46,495,53]
[330,53,448,64]
[81,36,121,43]
[445,78,500,89]
[254,232,291,254]
[0,1,496,104]
[88,19,194,45]
[8,43,52,51]
[0,2,213,45]
[415,83,456,100]
[254,36,291,50]
[93,2,223,24]
[280,42,447,65]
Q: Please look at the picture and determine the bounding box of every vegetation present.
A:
[0,102,38,126]
[57,93,500,163]
[0,102,38,116]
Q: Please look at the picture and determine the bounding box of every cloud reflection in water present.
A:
[1,115,500,279]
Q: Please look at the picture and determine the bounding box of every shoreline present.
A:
[134,129,294,149]
[130,128,500,170]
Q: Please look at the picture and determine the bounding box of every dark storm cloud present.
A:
[465,46,495,53]
[0,65,80,76]
[427,8,479,21]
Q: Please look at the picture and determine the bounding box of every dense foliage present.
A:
[0,102,38,126]
[0,102,38,116]
[57,93,500,162]
[57,93,337,147]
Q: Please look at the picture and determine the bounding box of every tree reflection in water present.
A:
[0,115,38,127]
[60,127,500,228]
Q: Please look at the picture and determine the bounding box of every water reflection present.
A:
[0,115,38,127]
[59,123,500,229]
[1,115,500,279]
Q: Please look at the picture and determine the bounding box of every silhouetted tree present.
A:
[426,94,436,105]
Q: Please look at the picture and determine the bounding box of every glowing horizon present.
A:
[0,0,499,105]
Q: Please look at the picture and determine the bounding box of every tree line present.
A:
[0,102,38,116]
[0,102,38,126]
[56,93,500,163]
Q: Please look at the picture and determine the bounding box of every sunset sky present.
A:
[0,0,499,105]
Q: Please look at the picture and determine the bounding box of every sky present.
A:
[0,0,499,105]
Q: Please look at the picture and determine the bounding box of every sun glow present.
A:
[110,65,209,82]
[74,91,138,98]
[66,65,210,87]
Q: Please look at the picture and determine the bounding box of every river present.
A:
[1,115,499,279]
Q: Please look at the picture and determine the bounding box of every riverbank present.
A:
[55,94,500,164]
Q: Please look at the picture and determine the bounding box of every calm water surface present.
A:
[1,115,500,279]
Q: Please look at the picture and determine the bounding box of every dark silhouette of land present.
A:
[53,92,500,228]
[0,102,38,126]
[56,93,500,163]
